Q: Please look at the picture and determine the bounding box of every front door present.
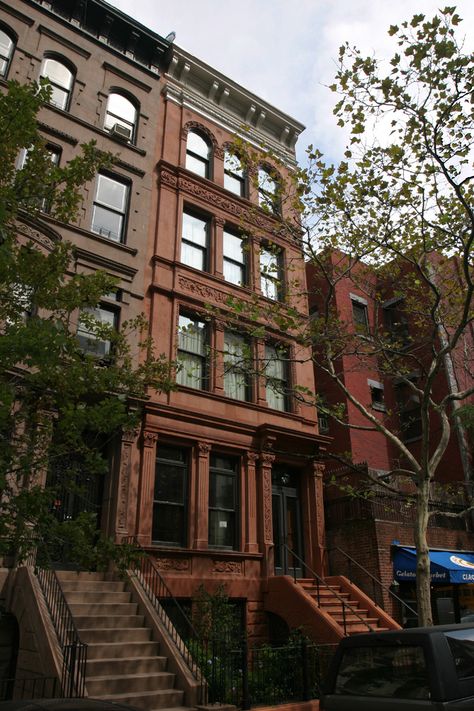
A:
[272,466,303,576]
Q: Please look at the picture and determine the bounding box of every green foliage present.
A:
[0,80,175,567]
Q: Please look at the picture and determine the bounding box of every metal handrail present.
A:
[281,543,375,634]
[36,567,87,698]
[124,538,208,704]
[328,545,418,621]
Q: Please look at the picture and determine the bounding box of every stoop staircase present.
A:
[56,571,191,711]
[297,578,392,634]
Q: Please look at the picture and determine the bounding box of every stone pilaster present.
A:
[257,452,275,576]
[194,441,211,549]
[136,430,158,545]
[245,452,259,553]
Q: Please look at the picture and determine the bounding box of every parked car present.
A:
[320,623,474,709]
[0,701,142,711]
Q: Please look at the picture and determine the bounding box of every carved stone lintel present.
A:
[160,170,178,188]
[155,557,190,571]
[212,560,243,574]
[143,431,158,448]
[178,275,229,305]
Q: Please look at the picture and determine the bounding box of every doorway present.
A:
[271,466,303,576]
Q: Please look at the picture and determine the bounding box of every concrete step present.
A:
[55,571,117,582]
[69,602,139,616]
[78,627,151,644]
[86,656,167,676]
[63,591,132,604]
[87,672,175,696]
[74,614,145,629]
[97,689,184,710]
[60,580,126,593]
[86,641,160,660]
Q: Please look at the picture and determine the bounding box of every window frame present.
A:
[91,172,130,244]
[396,380,422,442]
[40,55,75,111]
[208,453,239,550]
[152,445,188,547]
[351,295,369,335]
[368,379,386,412]
[265,342,290,412]
[0,26,15,79]
[223,330,251,402]
[258,166,279,214]
[186,130,212,179]
[260,243,284,301]
[181,210,210,272]
[223,228,247,287]
[224,151,246,197]
[76,302,119,360]
[104,91,138,143]
[176,313,209,390]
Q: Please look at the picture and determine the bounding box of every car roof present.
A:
[0,700,143,711]
[336,622,474,646]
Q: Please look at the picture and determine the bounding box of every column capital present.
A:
[260,452,275,467]
[142,430,158,448]
[198,441,211,457]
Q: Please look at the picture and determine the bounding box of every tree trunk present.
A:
[415,477,433,626]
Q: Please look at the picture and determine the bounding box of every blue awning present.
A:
[393,547,474,584]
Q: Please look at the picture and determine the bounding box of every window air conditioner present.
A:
[110,123,132,141]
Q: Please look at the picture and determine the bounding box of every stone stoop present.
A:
[297,579,390,634]
[56,571,193,711]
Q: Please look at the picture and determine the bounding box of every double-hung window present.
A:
[152,446,188,546]
[104,93,137,142]
[258,167,279,213]
[186,131,211,178]
[351,295,369,335]
[396,381,422,441]
[0,29,14,78]
[223,331,250,401]
[209,454,238,549]
[91,173,129,243]
[265,344,289,411]
[77,304,117,358]
[224,152,246,196]
[223,229,247,286]
[177,314,208,389]
[260,245,283,301]
[181,211,209,271]
[40,57,74,111]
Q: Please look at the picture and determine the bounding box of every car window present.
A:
[445,631,474,679]
[334,645,430,699]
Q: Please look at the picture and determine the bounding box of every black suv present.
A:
[320,624,474,710]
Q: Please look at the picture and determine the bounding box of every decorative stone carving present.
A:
[155,558,190,571]
[143,431,158,448]
[177,275,230,305]
[212,560,243,574]
[261,452,275,466]
[181,121,219,153]
[214,216,225,228]
[198,441,211,456]
[246,452,259,464]
[16,222,56,251]
[117,445,131,530]
[160,170,178,188]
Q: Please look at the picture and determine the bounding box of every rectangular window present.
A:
[91,173,129,243]
[152,446,188,546]
[223,230,247,286]
[368,379,386,411]
[224,331,250,401]
[396,382,422,441]
[209,453,238,549]
[177,314,208,389]
[260,245,283,301]
[351,297,369,334]
[384,300,410,345]
[265,343,289,411]
[77,304,117,358]
[181,211,209,271]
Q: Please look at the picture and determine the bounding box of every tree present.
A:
[0,80,174,566]
[228,8,473,626]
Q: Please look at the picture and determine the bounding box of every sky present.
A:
[108,0,474,166]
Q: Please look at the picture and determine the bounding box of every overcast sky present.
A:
[108,0,474,166]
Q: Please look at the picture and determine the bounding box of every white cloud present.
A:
[109,0,474,165]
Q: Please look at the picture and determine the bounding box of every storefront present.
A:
[393,546,474,625]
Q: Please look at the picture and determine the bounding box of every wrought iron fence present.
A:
[36,567,87,697]
[0,676,59,701]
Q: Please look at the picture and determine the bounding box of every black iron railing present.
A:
[281,543,375,634]
[0,676,59,701]
[36,567,87,697]
[328,546,418,624]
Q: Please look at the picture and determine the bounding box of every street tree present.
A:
[0,80,174,566]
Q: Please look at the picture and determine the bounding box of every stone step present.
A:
[74,614,145,629]
[333,614,377,624]
[87,672,175,696]
[86,656,167,677]
[55,571,117,582]
[63,591,132,604]
[98,688,184,710]
[78,627,151,644]
[69,602,139,616]
[60,580,126,593]
[86,641,160,660]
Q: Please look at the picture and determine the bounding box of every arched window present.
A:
[0,28,15,78]
[40,57,74,111]
[258,166,279,213]
[224,151,246,197]
[186,130,211,178]
[104,92,137,142]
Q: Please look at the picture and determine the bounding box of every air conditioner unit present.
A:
[110,123,132,141]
